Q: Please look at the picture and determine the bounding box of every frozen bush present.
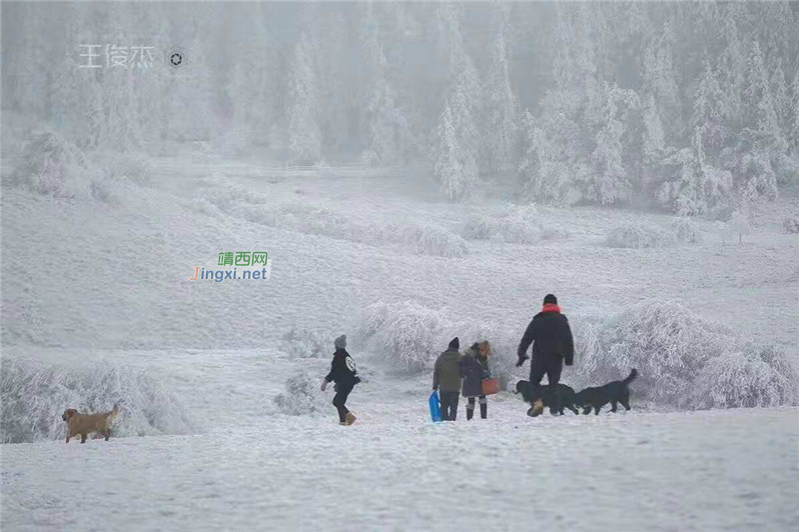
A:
[605,222,676,248]
[280,327,332,359]
[188,198,223,218]
[360,301,449,373]
[198,172,267,210]
[782,217,799,234]
[461,205,541,244]
[462,215,494,240]
[574,301,798,410]
[273,372,328,416]
[400,224,469,257]
[671,218,703,243]
[0,359,197,444]
[692,344,799,409]
[9,131,103,200]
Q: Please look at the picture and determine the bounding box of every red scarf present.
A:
[541,303,561,313]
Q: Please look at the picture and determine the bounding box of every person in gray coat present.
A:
[461,341,491,420]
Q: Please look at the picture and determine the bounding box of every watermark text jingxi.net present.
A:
[190,251,270,282]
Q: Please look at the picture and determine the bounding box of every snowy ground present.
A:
[2,151,798,530]
[2,390,798,531]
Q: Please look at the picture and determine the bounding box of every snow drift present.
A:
[574,301,799,409]
[0,358,197,444]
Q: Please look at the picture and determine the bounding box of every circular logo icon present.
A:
[166,46,187,69]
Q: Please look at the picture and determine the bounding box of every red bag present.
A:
[482,378,499,396]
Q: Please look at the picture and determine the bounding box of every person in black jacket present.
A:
[516,294,575,417]
[321,334,360,425]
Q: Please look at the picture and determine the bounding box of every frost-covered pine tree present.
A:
[770,59,790,138]
[288,32,322,164]
[641,93,668,196]
[591,84,630,205]
[484,13,516,174]
[365,45,412,166]
[692,57,727,160]
[642,22,681,140]
[717,5,746,128]
[744,41,783,149]
[433,101,476,200]
[790,72,799,154]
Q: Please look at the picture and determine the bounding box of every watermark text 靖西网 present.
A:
[189,251,270,282]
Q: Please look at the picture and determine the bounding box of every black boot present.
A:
[466,407,474,420]
[480,403,487,419]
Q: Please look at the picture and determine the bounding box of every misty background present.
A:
[2,1,798,212]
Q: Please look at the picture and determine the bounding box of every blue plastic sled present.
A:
[429,390,442,422]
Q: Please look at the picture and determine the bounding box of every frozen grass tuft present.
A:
[461,204,568,244]
[0,358,197,443]
[273,372,328,416]
[605,222,676,248]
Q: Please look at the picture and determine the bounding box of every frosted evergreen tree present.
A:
[365,45,412,166]
[642,22,681,140]
[692,57,728,160]
[288,32,322,164]
[717,6,746,128]
[790,72,799,154]
[591,84,630,205]
[641,93,668,195]
[769,59,790,139]
[484,17,516,174]
[433,102,476,200]
[744,41,782,149]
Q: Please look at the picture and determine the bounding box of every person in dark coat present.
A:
[321,334,360,425]
[461,341,491,420]
[433,337,463,421]
[516,294,574,417]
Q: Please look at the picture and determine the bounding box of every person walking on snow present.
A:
[321,335,360,425]
[461,341,491,420]
[433,337,463,421]
[516,294,574,417]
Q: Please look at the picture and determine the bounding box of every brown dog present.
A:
[62,405,120,443]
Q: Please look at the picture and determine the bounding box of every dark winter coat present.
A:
[517,308,575,366]
[325,348,360,386]
[433,349,463,392]
[461,345,490,398]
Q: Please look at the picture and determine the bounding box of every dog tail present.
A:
[623,368,638,386]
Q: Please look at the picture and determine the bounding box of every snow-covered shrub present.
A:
[280,327,332,359]
[461,205,541,244]
[782,217,799,234]
[197,172,267,210]
[574,301,733,407]
[359,301,449,373]
[9,131,103,200]
[399,223,469,257]
[692,344,799,409]
[273,372,327,416]
[0,359,197,444]
[573,301,798,410]
[605,222,676,248]
[188,198,223,218]
[671,218,703,243]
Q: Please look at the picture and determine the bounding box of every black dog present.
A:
[514,380,580,415]
[574,369,638,415]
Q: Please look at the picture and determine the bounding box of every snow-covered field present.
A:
[2,152,798,530]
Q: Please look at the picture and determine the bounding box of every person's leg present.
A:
[546,360,563,415]
[479,395,487,419]
[440,392,452,420]
[451,393,459,421]
[466,397,476,420]
[332,385,352,424]
[528,358,547,417]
